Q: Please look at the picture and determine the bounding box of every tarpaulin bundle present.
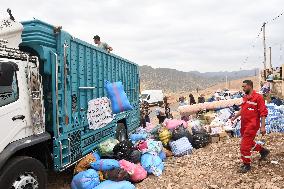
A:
[178,98,242,116]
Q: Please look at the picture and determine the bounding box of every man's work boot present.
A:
[238,164,251,173]
[260,148,270,160]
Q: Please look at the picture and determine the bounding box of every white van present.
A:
[140,90,164,105]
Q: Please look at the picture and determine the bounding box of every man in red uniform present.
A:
[232,80,270,173]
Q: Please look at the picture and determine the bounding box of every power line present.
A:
[241,11,284,68]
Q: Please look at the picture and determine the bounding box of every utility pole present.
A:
[262,22,267,78]
[269,46,272,69]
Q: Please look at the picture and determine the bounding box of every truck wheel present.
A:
[0,156,47,189]
[116,123,128,142]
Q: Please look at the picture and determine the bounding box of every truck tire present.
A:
[116,123,128,142]
[0,156,47,189]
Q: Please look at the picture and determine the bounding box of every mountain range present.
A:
[139,65,258,93]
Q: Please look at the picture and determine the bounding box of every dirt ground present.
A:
[48,132,284,189]
[136,133,284,189]
[48,77,283,189]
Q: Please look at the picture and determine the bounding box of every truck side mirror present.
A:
[147,95,150,100]
[0,62,18,86]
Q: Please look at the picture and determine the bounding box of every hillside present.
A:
[140,65,258,93]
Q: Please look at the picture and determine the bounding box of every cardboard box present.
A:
[219,132,229,142]
[210,134,220,143]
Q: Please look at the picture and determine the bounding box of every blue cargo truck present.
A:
[0,17,140,188]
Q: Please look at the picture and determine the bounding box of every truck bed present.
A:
[21,20,140,171]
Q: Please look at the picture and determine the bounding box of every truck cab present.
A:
[140,90,164,106]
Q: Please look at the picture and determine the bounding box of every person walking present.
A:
[231,80,270,173]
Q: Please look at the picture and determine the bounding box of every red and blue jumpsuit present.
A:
[240,90,268,164]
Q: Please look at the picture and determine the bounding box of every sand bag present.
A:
[169,137,193,157]
[164,119,188,130]
[91,159,120,171]
[158,151,166,161]
[105,81,133,114]
[172,124,193,143]
[101,168,131,181]
[141,153,164,176]
[145,140,163,155]
[119,160,147,183]
[98,138,119,157]
[158,128,172,147]
[71,169,100,189]
[192,132,211,149]
[113,140,134,160]
[130,133,148,143]
[74,152,100,174]
[129,150,142,164]
[94,180,135,189]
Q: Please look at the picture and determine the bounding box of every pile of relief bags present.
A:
[71,119,213,189]
[203,100,284,138]
[72,80,284,188]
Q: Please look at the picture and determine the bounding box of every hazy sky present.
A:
[1,0,284,72]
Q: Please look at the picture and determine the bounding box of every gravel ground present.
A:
[136,133,284,189]
[48,133,284,189]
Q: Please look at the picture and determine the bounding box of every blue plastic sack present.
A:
[159,151,166,161]
[71,169,100,189]
[130,133,148,143]
[93,151,101,161]
[105,81,133,114]
[94,180,135,189]
[141,153,164,176]
[91,159,120,171]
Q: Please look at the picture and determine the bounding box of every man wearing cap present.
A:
[93,35,113,53]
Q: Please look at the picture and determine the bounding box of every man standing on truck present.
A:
[93,35,113,53]
[231,80,270,173]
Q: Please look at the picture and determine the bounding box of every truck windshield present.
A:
[0,62,19,107]
[140,94,148,99]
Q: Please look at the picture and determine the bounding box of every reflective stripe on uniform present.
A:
[247,101,257,105]
[241,154,252,159]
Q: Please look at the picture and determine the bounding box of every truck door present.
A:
[0,62,27,152]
